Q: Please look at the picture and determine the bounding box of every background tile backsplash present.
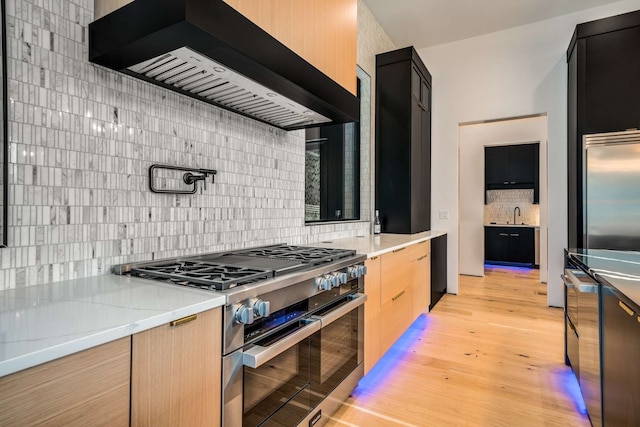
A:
[484,189,539,225]
[0,0,370,289]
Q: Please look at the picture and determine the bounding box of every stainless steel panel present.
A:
[128,47,331,128]
[584,130,640,250]
[298,364,364,427]
[576,273,602,427]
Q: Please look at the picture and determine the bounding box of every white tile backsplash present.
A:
[0,0,370,289]
[484,189,539,225]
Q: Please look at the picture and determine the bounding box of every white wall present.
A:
[419,0,640,307]
[459,116,548,282]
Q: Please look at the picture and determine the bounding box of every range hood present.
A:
[89,0,359,130]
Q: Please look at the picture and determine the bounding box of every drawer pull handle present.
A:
[499,233,509,236]
[392,290,406,301]
[170,314,198,327]
[370,256,378,260]
[393,247,406,253]
[417,255,428,261]
[418,240,427,245]
[510,233,520,237]
[619,301,634,317]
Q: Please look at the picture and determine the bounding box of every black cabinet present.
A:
[430,234,447,310]
[375,47,431,234]
[567,10,640,248]
[601,285,640,426]
[485,143,539,203]
[484,226,535,265]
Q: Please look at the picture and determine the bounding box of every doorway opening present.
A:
[458,114,549,302]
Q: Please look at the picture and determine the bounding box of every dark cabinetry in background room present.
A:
[601,285,640,426]
[567,10,640,248]
[484,226,535,265]
[485,143,539,204]
[375,47,431,234]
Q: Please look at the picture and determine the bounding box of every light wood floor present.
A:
[326,266,591,427]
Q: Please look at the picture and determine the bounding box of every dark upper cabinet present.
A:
[485,143,539,203]
[567,10,640,248]
[484,226,535,265]
[375,47,431,234]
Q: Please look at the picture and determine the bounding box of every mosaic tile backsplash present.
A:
[0,0,370,289]
[484,189,539,225]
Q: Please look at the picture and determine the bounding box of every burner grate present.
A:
[130,260,273,290]
[233,245,355,266]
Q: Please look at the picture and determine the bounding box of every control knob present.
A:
[347,265,360,279]
[253,299,271,317]
[358,264,367,276]
[332,272,348,287]
[234,305,255,325]
[315,276,331,291]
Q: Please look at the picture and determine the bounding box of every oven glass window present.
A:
[311,304,363,403]
[243,332,311,426]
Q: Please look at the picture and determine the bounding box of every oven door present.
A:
[309,293,366,406]
[223,318,321,427]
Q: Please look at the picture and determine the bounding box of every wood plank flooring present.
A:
[326,266,591,427]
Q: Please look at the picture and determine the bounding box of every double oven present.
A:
[115,244,367,427]
[222,256,366,427]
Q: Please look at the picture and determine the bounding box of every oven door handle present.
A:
[242,319,321,369]
[313,293,367,328]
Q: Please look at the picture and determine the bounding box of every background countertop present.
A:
[568,249,640,308]
[311,230,447,258]
[484,224,540,228]
[0,275,225,377]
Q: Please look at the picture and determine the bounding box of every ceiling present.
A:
[361,0,625,48]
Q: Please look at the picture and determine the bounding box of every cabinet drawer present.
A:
[415,240,430,257]
[380,285,414,355]
[381,245,416,304]
[0,338,131,427]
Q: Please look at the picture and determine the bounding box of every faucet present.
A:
[513,206,521,225]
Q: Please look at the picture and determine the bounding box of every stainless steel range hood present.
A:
[89,0,359,130]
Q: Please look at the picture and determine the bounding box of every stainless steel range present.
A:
[115,244,367,427]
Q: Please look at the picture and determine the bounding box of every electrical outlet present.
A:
[439,210,449,220]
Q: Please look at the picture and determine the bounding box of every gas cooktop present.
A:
[117,244,357,291]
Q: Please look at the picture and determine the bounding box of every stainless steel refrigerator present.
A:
[584,129,640,250]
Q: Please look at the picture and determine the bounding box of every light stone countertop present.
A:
[568,249,640,308]
[310,230,447,258]
[0,274,225,377]
[484,223,540,228]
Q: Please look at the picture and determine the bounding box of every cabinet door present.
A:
[602,287,640,426]
[0,338,130,426]
[585,25,640,134]
[419,79,432,232]
[509,228,535,264]
[132,308,221,427]
[509,145,536,185]
[364,256,381,374]
[485,227,509,262]
[380,285,414,356]
[485,146,510,186]
[413,241,430,317]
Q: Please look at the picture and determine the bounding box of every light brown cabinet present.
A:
[223,0,357,94]
[364,240,432,372]
[132,308,222,427]
[413,240,431,319]
[0,338,131,427]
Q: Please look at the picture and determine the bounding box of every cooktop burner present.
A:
[120,244,357,292]
[232,245,355,266]
[130,261,272,291]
